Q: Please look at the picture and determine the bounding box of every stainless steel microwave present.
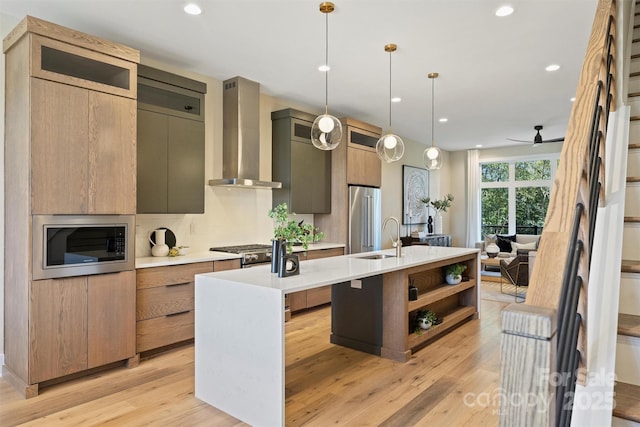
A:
[32,215,135,280]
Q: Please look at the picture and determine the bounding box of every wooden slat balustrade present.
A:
[500,0,619,425]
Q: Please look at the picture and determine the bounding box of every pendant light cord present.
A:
[431,77,435,148]
[324,11,329,115]
[388,49,392,129]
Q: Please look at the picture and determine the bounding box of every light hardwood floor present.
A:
[0,298,507,426]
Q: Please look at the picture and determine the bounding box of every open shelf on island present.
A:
[407,305,477,349]
[408,280,475,312]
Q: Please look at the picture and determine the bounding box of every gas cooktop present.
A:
[209,244,271,254]
[210,244,273,267]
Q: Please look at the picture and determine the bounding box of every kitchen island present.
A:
[194,245,478,426]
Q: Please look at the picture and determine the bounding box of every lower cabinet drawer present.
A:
[136,283,194,320]
[136,310,194,353]
[307,285,331,308]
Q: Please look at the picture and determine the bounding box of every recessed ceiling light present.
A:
[570,97,576,102]
[475,144,483,148]
[184,3,202,15]
[318,64,330,72]
[495,5,514,17]
[439,118,448,123]
[391,97,401,103]
[545,64,560,72]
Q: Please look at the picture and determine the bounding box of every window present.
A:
[480,157,558,238]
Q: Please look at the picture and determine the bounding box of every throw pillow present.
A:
[511,241,537,252]
[496,234,516,252]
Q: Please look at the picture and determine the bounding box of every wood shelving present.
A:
[403,255,478,355]
[408,280,475,312]
[407,306,477,349]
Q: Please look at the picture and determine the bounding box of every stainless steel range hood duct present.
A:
[208,76,282,189]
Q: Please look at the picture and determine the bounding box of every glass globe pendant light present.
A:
[424,72,443,170]
[376,43,404,163]
[311,2,342,150]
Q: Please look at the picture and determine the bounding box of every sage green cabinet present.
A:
[137,110,204,213]
[271,108,331,214]
[136,66,206,214]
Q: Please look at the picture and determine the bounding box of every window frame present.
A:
[479,152,560,236]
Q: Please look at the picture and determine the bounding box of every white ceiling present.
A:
[0,0,597,151]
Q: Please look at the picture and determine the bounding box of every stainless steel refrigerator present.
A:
[349,186,382,254]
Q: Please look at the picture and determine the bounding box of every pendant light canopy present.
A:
[311,2,342,151]
[376,43,404,163]
[424,72,443,170]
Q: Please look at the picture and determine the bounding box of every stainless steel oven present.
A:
[33,215,135,280]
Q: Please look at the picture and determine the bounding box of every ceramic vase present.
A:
[418,318,432,330]
[149,229,170,257]
[434,212,443,235]
[445,274,462,285]
[271,239,285,273]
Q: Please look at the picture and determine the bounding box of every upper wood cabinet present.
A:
[136,66,206,214]
[271,108,331,214]
[30,34,137,98]
[314,118,382,248]
[345,120,382,188]
[30,79,136,214]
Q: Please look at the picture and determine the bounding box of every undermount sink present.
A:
[355,254,396,260]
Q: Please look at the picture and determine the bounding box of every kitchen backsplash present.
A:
[135,188,315,257]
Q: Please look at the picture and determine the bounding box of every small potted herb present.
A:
[268,203,325,254]
[445,263,467,285]
[415,309,438,332]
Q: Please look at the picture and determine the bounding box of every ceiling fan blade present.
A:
[506,138,531,143]
[540,137,565,143]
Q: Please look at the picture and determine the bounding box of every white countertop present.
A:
[135,251,242,268]
[196,245,478,294]
[135,242,345,269]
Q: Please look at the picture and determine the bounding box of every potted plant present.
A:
[415,309,438,332]
[445,263,467,285]
[268,203,325,254]
[420,193,454,234]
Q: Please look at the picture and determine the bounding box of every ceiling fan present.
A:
[507,125,565,145]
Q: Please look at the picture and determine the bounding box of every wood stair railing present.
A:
[499,0,619,425]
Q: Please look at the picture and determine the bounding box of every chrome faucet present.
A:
[382,216,402,257]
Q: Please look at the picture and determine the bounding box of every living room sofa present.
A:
[476,233,541,258]
[477,234,541,281]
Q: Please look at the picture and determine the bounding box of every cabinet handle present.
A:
[184,105,193,111]
[166,310,191,317]
[166,282,190,288]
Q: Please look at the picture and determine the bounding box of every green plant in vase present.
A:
[268,203,325,254]
[414,309,438,334]
[444,263,467,285]
[420,193,453,235]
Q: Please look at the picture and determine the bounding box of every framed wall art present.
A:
[402,165,429,225]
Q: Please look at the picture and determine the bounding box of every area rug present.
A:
[480,280,527,303]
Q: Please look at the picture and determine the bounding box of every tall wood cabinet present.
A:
[3,16,140,397]
[314,118,382,249]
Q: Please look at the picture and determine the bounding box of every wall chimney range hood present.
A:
[208,76,282,189]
